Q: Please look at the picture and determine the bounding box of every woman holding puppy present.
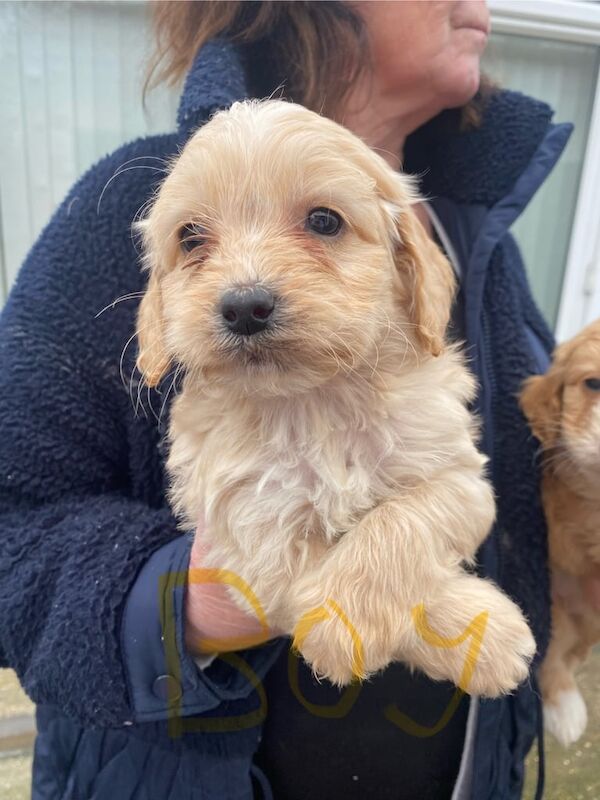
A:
[0,2,570,798]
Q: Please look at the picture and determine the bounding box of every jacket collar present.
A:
[177,40,249,134]
[177,40,571,211]
[403,90,571,210]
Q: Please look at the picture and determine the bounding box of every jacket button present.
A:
[152,674,183,701]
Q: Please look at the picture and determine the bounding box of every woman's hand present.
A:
[185,526,281,657]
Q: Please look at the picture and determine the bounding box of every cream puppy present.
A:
[136,100,535,694]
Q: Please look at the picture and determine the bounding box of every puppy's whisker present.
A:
[131,198,159,254]
[324,330,383,392]
[266,83,287,103]
[541,450,584,483]
[97,165,168,215]
[542,449,575,472]
[120,320,170,418]
[173,362,184,397]
[95,292,145,318]
[370,145,402,169]
[379,313,419,344]
[129,365,145,420]
[310,332,346,380]
[134,199,155,223]
[146,382,160,424]
[349,320,389,383]
[381,312,420,368]
[119,320,165,387]
[134,370,149,421]
[378,315,411,370]
[316,332,359,377]
[135,367,149,419]
[116,155,171,168]
[119,329,142,393]
[158,364,184,429]
[337,327,385,387]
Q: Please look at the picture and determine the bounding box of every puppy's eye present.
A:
[179,223,208,254]
[306,207,343,237]
[584,377,600,392]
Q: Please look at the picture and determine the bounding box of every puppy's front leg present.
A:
[539,600,588,746]
[287,472,536,696]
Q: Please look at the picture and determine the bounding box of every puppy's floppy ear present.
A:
[394,207,455,357]
[520,370,563,447]
[136,271,171,389]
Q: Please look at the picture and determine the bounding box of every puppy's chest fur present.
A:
[169,380,395,537]
[166,356,474,607]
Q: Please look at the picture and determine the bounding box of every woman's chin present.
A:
[440,64,483,110]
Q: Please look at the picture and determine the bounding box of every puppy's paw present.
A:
[410,577,536,698]
[290,598,396,687]
[467,606,536,698]
[291,602,368,686]
[544,688,588,747]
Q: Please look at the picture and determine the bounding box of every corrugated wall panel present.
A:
[0,0,177,302]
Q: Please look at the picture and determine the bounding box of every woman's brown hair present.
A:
[147,1,368,118]
[147,0,489,128]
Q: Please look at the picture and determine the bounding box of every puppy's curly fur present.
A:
[136,100,535,695]
[521,318,600,745]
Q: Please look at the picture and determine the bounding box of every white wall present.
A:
[0,0,177,298]
[483,32,599,326]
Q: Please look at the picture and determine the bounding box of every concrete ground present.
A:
[0,654,598,799]
[0,669,33,800]
[523,650,600,800]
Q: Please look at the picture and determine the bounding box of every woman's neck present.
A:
[340,73,439,169]
[342,100,407,169]
[340,79,434,237]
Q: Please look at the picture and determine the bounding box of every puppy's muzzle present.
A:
[220,287,275,336]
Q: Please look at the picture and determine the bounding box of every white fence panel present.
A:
[0,0,177,300]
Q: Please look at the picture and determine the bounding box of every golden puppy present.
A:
[521,318,600,745]
[136,100,535,695]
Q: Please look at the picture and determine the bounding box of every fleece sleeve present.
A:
[0,148,283,728]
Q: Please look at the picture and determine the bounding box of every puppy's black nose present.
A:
[220,287,275,336]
